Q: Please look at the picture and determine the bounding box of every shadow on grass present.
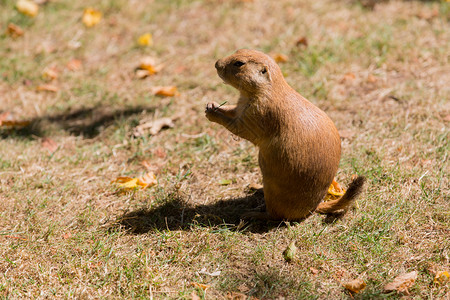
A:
[112,190,299,234]
[0,105,155,139]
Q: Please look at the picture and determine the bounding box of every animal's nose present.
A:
[215,59,223,70]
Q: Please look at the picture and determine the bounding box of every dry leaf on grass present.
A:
[191,291,200,300]
[16,0,39,17]
[42,67,58,81]
[310,267,319,276]
[272,53,289,63]
[135,56,164,78]
[82,8,102,27]
[342,278,366,293]
[296,36,308,47]
[111,172,157,191]
[0,112,30,128]
[323,179,346,202]
[434,271,449,285]
[6,23,24,37]
[191,282,210,290]
[138,33,153,46]
[36,84,58,92]
[283,240,297,262]
[150,86,180,97]
[41,137,58,153]
[67,59,82,71]
[383,271,417,294]
[133,117,175,137]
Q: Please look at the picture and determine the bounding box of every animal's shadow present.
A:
[113,190,284,234]
[1,105,155,139]
[112,190,345,234]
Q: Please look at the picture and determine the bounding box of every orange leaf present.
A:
[191,282,210,290]
[343,278,366,293]
[272,53,289,63]
[0,113,30,127]
[434,271,449,285]
[150,86,179,97]
[6,23,24,37]
[67,59,82,71]
[82,8,102,27]
[137,56,164,76]
[296,36,308,47]
[36,84,59,92]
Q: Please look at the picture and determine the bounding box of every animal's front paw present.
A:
[205,102,222,122]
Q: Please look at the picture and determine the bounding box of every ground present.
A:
[0,0,449,299]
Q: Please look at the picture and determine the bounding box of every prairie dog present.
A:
[205,49,365,220]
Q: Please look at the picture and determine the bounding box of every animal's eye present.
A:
[233,61,245,67]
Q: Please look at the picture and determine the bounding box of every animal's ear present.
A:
[261,64,271,81]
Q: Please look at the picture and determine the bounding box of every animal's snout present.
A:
[215,59,224,71]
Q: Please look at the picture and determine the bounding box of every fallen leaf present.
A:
[442,114,450,122]
[342,278,366,293]
[82,8,102,27]
[225,292,248,300]
[310,267,319,276]
[0,112,30,128]
[198,267,221,277]
[6,23,24,37]
[296,36,308,47]
[367,74,377,83]
[191,291,201,300]
[42,67,58,81]
[283,240,297,262]
[191,282,210,290]
[434,271,449,285]
[384,271,418,294]
[154,147,166,159]
[112,172,157,191]
[341,72,356,82]
[41,137,58,153]
[62,232,72,239]
[136,57,164,77]
[272,53,289,63]
[16,0,39,17]
[248,183,263,190]
[323,178,346,202]
[36,84,58,92]
[219,179,232,186]
[150,86,179,97]
[133,117,175,137]
[67,59,82,71]
[138,33,153,46]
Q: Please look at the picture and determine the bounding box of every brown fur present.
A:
[205,49,365,221]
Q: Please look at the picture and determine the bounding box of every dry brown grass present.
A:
[1,0,449,298]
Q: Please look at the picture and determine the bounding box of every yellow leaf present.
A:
[112,172,157,191]
[150,86,179,97]
[434,271,449,284]
[16,0,39,17]
[82,8,102,27]
[323,178,346,202]
[342,278,366,293]
[138,33,153,46]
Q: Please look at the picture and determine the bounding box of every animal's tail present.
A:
[315,176,366,214]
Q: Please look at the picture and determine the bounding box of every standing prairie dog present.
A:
[205,49,365,221]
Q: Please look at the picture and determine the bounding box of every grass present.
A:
[1,0,449,298]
